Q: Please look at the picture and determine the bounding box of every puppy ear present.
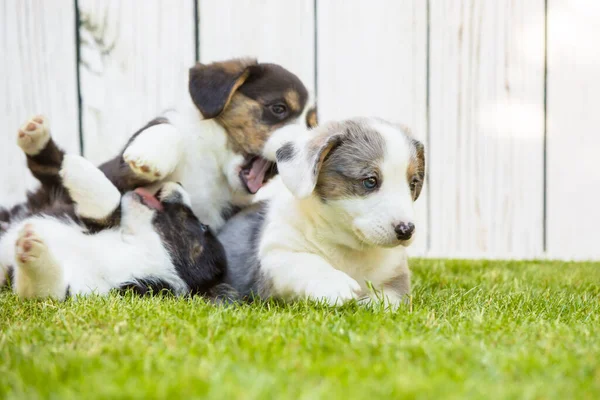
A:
[275,126,342,199]
[188,58,258,119]
[410,139,426,201]
[305,105,318,129]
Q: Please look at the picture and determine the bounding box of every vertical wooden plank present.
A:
[199,0,315,94]
[547,0,600,260]
[428,1,545,258]
[0,1,79,206]
[79,0,195,164]
[317,0,428,255]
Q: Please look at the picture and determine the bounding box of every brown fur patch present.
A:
[219,58,256,74]
[217,93,284,155]
[284,90,301,113]
[406,140,425,201]
[306,106,318,128]
[216,62,309,156]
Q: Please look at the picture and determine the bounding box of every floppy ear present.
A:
[275,127,342,199]
[305,105,318,129]
[411,139,426,201]
[188,58,258,119]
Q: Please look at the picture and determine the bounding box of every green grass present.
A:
[1,260,599,400]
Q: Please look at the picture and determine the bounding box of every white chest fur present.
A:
[259,190,410,304]
[161,106,253,230]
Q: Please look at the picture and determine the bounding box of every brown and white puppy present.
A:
[1,59,316,232]
[218,117,425,308]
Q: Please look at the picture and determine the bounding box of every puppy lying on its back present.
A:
[218,118,425,307]
[0,154,227,300]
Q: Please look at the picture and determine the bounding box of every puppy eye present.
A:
[362,177,378,190]
[270,104,288,115]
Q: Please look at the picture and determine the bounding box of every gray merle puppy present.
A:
[219,117,425,308]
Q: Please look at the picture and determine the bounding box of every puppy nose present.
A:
[394,222,415,241]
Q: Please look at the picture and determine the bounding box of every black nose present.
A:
[394,222,415,241]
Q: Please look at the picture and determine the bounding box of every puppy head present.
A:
[189,58,316,194]
[275,118,425,248]
[121,183,226,292]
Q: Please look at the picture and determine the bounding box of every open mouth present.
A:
[133,188,164,211]
[239,155,278,194]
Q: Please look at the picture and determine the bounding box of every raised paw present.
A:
[15,224,48,266]
[13,223,65,299]
[17,115,50,156]
[123,155,165,181]
[122,123,181,182]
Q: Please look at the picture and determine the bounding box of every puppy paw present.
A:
[17,115,50,155]
[14,223,65,299]
[124,155,165,181]
[305,271,362,306]
[122,124,180,182]
[60,155,121,220]
[15,224,48,267]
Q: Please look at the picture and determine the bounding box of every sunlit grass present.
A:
[1,259,598,399]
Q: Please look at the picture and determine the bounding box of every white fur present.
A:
[258,118,418,308]
[123,124,183,181]
[60,155,121,220]
[0,193,188,300]
[265,123,318,199]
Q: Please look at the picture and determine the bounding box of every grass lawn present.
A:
[0,259,598,399]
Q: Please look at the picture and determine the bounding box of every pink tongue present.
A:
[246,158,271,194]
[134,188,163,211]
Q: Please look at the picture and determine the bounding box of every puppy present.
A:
[1,58,316,231]
[0,154,228,300]
[218,118,425,307]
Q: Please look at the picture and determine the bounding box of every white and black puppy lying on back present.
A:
[1,58,315,232]
[219,118,425,307]
[0,153,228,301]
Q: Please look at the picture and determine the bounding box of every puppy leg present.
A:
[262,251,363,306]
[59,155,121,225]
[122,124,183,182]
[13,223,66,299]
[17,115,66,188]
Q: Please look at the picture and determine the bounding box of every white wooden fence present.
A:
[1,0,598,260]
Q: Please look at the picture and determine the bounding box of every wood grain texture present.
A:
[0,1,79,207]
[428,1,545,258]
[317,0,428,255]
[78,0,195,164]
[547,0,600,260]
[199,0,315,95]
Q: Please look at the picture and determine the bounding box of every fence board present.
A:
[317,0,428,255]
[199,0,315,94]
[547,0,600,260]
[0,1,79,206]
[78,0,195,164]
[428,1,545,258]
